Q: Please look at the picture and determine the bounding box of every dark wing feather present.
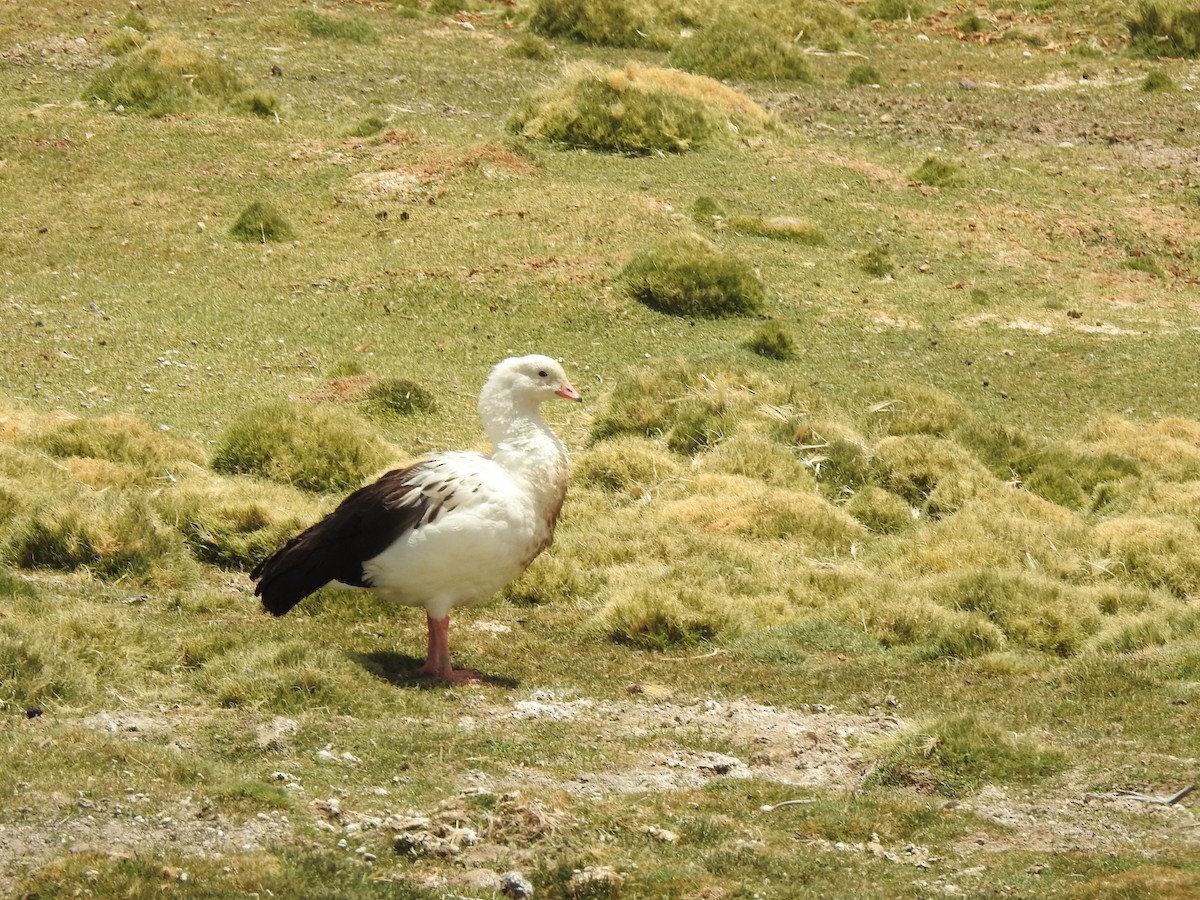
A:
[251,464,429,616]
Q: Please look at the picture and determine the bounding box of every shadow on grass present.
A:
[349,650,519,690]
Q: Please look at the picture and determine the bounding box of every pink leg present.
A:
[416,614,483,683]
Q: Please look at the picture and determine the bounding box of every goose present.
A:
[250,354,581,682]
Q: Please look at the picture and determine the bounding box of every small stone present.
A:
[500,869,534,898]
[25,707,43,719]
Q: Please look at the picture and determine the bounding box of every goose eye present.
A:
[538,370,548,378]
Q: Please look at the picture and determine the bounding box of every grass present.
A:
[509,62,772,154]
[85,36,248,117]
[860,0,927,22]
[292,8,380,44]
[746,320,795,360]
[621,233,766,318]
[3,0,1200,895]
[1128,2,1200,57]
[909,155,967,187]
[666,13,814,82]
[529,0,665,49]
[229,201,297,243]
[210,401,389,493]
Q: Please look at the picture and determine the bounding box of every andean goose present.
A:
[250,354,582,682]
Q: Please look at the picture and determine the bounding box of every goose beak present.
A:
[556,379,583,402]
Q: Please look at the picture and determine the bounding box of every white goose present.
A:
[251,354,581,682]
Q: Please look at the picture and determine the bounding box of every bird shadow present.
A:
[349,650,519,690]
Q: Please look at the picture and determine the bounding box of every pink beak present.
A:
[556,379,583,402]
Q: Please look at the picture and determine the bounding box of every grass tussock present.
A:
[237,90,281,118]
[871,434,998,518]
[361,377,437,418]
[6,492,197,588]
[859,244,896,278]
[595,560,788,650]
[103,27,148,56]
[869,714,1067,797]
[292,8,379,43]
[860,0,927,22]
[345,116,387,138]
[1083,414,1200,481]
[667,475,865,549]
[846,63,882,86]
[622,233,766,318]
[510,62,772,154]
[1141,69,1178,91]
[156,477,319,571]
[502,553,597,606]
[695,431,814,487]
[589,362,777,460]
[727,215,828,244]
[189,639,368,713]
[747,0,863,51]
[1128,2,1200,57]
[85,36,248,117]
[506,33,556,61]
[932,571,1101,657]
[863,383,970,438]
[846,485,914,534]
[31,415,205,477]
[574,435,682,497]
[1093,516,1200,597]
[910,155,966,188]
[529,0,670,49]
[746,321,796,360]
[211,401,389,494]
[230,201,297,243]
[667,13,814,82]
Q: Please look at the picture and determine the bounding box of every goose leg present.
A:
[417,613,482,683]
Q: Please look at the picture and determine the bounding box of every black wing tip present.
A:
[258,592,297,616]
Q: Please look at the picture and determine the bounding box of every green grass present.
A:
[293,8,380,44]
[1128,2,1200,57]
[509,62,773,154]
[229,200,297,243]
[621,233,766,318]
[667,13,814,82]
[3,0,1200,895]
[84,36,248,117]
